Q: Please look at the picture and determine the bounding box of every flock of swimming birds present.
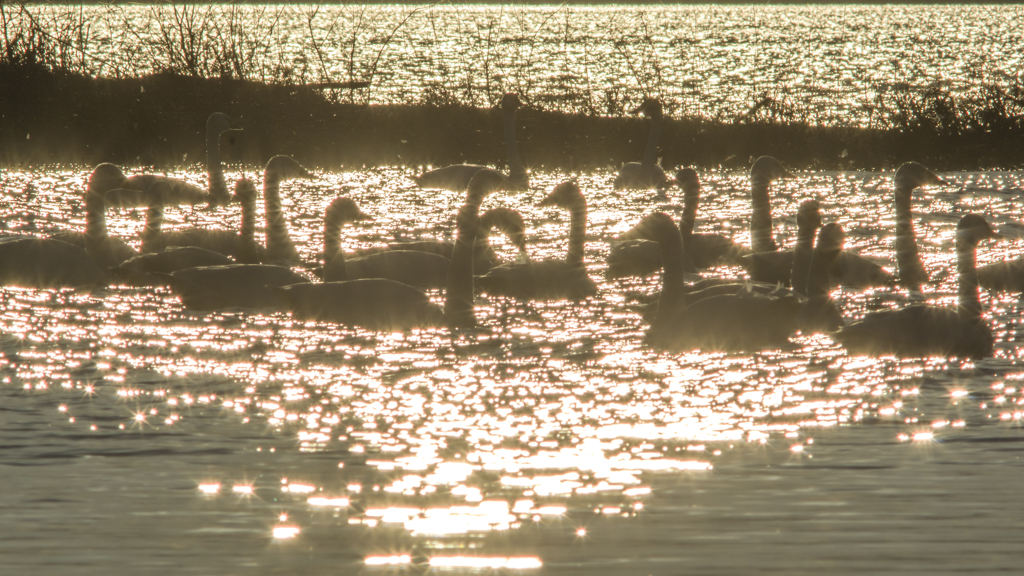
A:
[2,95,1022,360]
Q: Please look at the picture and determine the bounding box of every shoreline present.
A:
[2,64,1021,172]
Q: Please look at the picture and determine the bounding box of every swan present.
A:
[112,112,241,208]
[834,214,998,358]
[614,98,668,190]
[138,178,265,263]
[607,168,749,279]
[353,207,530,273]
[893,162,945,292]
[413,93,528,191]
[0,236,109,288]
[262,155,312,265]
[621,212,802,351]
[318,198,451,290]
[49,163,138,269]
[796,222,846,333]
[475,180,598,301]
[274,170,513,330]
[113,246,234,286]
[163,263,310,311]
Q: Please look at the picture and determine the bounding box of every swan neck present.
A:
[444,203,480,329]
[140,203,163,253]
[750,183,777,253]
[805,244,839,300]
[235,195,260,264]
[264,170,299,263]
[206,128,229,206]
[323,213,347,281]
[84,192,118,268]
[651,220,688,336]
[566,198,587,267]
[680,186,698,244]
[957,236,982,321]
[895,187,928,291]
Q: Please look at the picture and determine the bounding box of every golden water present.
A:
[3,165,1024,572]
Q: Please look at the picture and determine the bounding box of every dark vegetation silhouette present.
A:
[2,2,1023,171]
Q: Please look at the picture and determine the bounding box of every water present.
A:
[11,4,1024,125]
[3,164,1024,572]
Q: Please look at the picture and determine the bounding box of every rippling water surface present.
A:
[17,4,1024,124]
[3,166,1024,572]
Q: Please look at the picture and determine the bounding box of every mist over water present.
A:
[4,165,1024,572]
[15,4,1024,124]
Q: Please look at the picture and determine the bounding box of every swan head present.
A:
[538,180,583,209]
[265,155,311,180]
[894,162,946,191]
[233,178,257,202]
[207,112,232,135]
[797,199,822,230]
[89,163,127,194]
[956,213,1000,246]
[674,168,699,191]
[326,197,372,225]
[501,93,521,113]
[632,98,663,119]
[619,212,678,243]
[750,156,794,186]
[815,222,845,252]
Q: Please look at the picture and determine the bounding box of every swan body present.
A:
[113,246,234,285]
[107,112,240,208]
[475,181,597,301]
[621,212,801,351]
[344,251,451,290]
[165,264,309,311]
[413,93,528,191]
[834,214,997,358]
[277,171,512,330]
[0,237,109,288]
[614,98,668,190]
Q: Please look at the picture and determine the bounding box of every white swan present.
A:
[112,112,241,208]
[892,162,945,292]
[614,98,668,190]
[413,93,528,191]
[835,214,998,358]
[621,212,802,351]
[275,170,513,330]
[475,181,597,301]
[0,235,109,288]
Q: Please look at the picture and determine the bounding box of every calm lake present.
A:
[4,3,1024,574]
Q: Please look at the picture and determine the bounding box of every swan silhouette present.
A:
[834,214,998,358]
[275,170,512,330]
[475,180,597,301]
[49,163,138,270]
[621,212,802,351]
[0,235,110,288]
[137,178,264,263]
[413,93,528,191]
[112,113,241,208]
[614,98,668,190]
[316,198,451,290]
[892,162,945,292]
[261,156,312,265]
[796,222,846,333]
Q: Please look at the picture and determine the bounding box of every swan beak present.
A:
[355,211,373,222]
[781,169,796,179]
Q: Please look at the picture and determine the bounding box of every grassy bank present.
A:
[2,61,1023,173]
